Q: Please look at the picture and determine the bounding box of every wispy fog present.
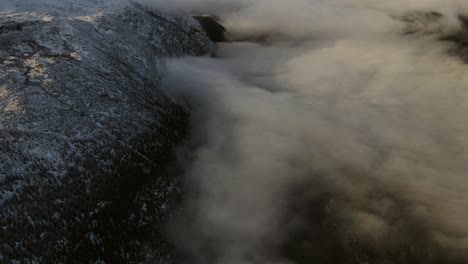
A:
[155,1,468,263]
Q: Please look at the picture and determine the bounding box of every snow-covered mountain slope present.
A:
[0,0,123,13]
[0,2,213,263]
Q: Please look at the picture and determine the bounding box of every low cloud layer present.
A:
[155,1,468,263]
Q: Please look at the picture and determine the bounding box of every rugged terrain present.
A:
[0,2,213,263]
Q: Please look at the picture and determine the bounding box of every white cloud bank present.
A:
[157,1,468,263]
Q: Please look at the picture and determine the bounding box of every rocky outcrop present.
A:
[0,3,213,263]
[193,15,226,42]
[399,12,468,63]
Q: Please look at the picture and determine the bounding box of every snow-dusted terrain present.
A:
[5,0,468,263]
[0,1,213,262]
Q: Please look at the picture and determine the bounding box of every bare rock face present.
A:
[398,12,468,62]
[0,2,213,263]
[193,15,226,42]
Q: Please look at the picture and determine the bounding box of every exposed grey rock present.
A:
[193,15,226,42]
[0,2,213,263]
[398,12,468,63]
